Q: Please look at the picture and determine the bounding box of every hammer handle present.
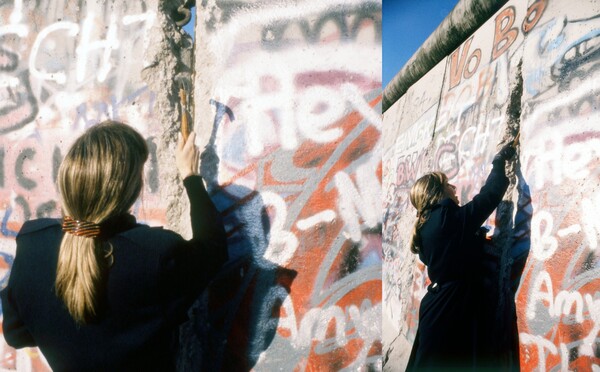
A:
[179,88,190,142]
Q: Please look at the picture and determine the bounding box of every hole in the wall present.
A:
[182,6,196,39]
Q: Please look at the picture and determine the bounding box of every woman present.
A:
[406,143,516,371]
[0,121,227,370]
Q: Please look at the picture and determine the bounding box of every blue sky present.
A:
[383,0,459,88]
[182,8,195,37]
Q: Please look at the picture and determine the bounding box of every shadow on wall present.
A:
[176,101,297,371]
[481,165,532,369]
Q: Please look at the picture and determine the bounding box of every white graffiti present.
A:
[580,293,600,357]
[279,296,381,368]
[23,12,155,85]
[527,134,600,191]
[520,263,600,369]
[297,86,347,144]
[334,150,381,242]
[341,83,382,131]
[394,107,435,157]
[526,271,600,350]
[531,210,558,261]
[0,24,28,39]
[207,0,378,60]
[295,305,347,349]
[210,33,379,156]
[521,320,600,371]
[531,194,600,262]
[261,191,299,266]
[29,21,80,84]
[296,210,336,230]
[582,193,600,250]
[556,224,582,238]
[520,332,560,372]
[341,301,382,371]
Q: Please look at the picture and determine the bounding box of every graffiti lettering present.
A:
[52,147,62,184]
[526,270,599,326]
[15,148,37,190]
[520,332,558,371]
[145,137,159,193]
[212,2,380,46]
[383,1,600,370]
[29,22,79,84]
[463,47,481,80]
[261,191,299,266]
[580,294,600,356]
[241,81,376,157]
[492,1,547,61]
[28,13,155,85]
[527,133,600,190]
[531,210,558,261]
[522,0,547,34]
[396,151,424,187]
[1,195,60,238]
[492,6,518,62]
[76,13,120,83]
[286,297,380,368]
[0,2,165,369]
[0,70,38,134]
[435,142,458,180]
[449,37,480,90]
[581,193,600,250]
[334,153,380,243]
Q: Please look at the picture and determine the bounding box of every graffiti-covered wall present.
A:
[192,0,382,370]
[383,0,600,370]
[1,0,382,370]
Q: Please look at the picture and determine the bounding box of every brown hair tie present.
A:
[62,216,101,238]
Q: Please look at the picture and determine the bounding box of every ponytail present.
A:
[56,121,147,324]
[409,213,428,254]
[55,235,105,323]
[408,172,448,254]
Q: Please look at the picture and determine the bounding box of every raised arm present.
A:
[459,143,515,233]
[176,132,228,275]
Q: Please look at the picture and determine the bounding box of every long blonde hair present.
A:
[56,121,148,324]
[409,172,448,254]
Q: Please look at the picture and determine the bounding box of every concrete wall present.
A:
[383,0,600,370]
[190,1,382,370]
[1,0,196,369]
[0,0,382,370]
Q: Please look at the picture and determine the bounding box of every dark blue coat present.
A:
[0,176,227,371]
[407,161,509,371]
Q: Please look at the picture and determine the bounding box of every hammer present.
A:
[179,81,191,143]
[512,131,520,147]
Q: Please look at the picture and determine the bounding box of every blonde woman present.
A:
[406,143,516,371]
[0,121,227,370]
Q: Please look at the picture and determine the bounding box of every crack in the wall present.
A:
[141,1,195,238]
[493,58,524,349]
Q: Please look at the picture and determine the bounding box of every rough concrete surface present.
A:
[190,1,383,370]
[383,0,600,370]
[0,0,174,369]
[0,0,383,370]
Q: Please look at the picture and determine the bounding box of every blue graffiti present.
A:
[1,207,19,238]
